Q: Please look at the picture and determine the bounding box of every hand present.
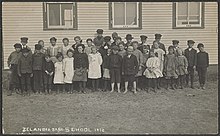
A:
[30,73,33,77]
[8,64,11,69]
[18,74,21,77]
[193,66,196,69]
[122,72,124,75]
[50,72,53,76]
[86,69,89,72]
[139,66,142,70]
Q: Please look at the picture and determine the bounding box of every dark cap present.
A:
[62,38,69,42]
[125,34,133,40]
[20,37,28,42]
[111,45,119,50]
[86,38,93,43]
[14,43,22,48]
[197,43,204,48]
[140,35,148,40]
[76,44,85,49]
[35,44,42,50]
[155,33,162,39]
[50,37,57,41]
[112,32,118,38]
[187,40,195,44]
[21,48,30,53]
[96,29,103,34]
[172,40,179,44]
[104,36,111,42]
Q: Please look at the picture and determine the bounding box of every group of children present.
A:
[7,29,209,96]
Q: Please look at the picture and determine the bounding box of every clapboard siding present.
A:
[2,2,218,69]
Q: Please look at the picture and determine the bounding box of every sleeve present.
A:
[7,53,12,66]
[194,50,197,66]
[139,51,144,67]
[207,53,209,67]
[134,56,139,73]
[155,58,160,68]
[17,58,21,75]
[122,57,125,73]
[73,55,77,70]
[184,56,188,68]
[163,55,167,72]
[62,59,66,73]
[51,62,55,72]
[47,47,50,56]
[30,55,33,73]
[99,54,103,66]
[85,54,89,69]
[42,58,46,72]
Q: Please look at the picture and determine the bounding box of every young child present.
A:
[124,34,133,50]
[43,54,55,94]
[60,38,73,58]
[63,49,74,93]
[172,40,183,56]
[109,45,123,93]
[38,40,47,54]
[32,44,45,94]
[118,41,126,58]
[132,41,144,91]
[53,53,64,94]
[152,41,165,89]
[47,37,60,63]
[88,46,103,91]
[184,40,197,89]
[7,43,22,96]
[144,50,163,93]
[17,48,33,96]
[72,36,82,50]
[122,46,138,94]
[176,49,188,89]
[102,48,111,91]
[84,38,93,55]
[163,46,178,90]
[196,43,209,89]
[73,44,89,93]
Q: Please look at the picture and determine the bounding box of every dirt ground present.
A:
[2,65,218,134]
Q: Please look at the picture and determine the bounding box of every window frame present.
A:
[109,2,142,30]
[43,2,78,30]
[173,2,204,29]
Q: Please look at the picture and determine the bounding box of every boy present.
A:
[138,35,150,53]
[93,29,104,50]
[122,46,138,94]
[17,48,33,96]
[153,34,166,53]
[60,38,72,58]
[109,45,123,93]
[196,43,209,89]
[118,41,126,58]
[43,54,55,94]
[20,37,32,52]
[7,43,22,96]
[184,40,197,89]
[172,40,183,56]
[125,34,133,50]
[38,40,47,54]
[47,37,60,63]
[32,44,45,94]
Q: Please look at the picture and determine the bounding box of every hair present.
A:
[38,40,44,44]
[56,52,63,59]
[76,44,85,52]
[86,38,93,43]
[62,38,69,42]
[67,49,74,55]
[168,45,174,51]
[45,54,51,58]
[143,45,150,49]
[118,41,125,46]
[131,41,139,46]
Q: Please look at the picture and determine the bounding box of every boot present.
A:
[21,85,25,96]
[27,85,31,96]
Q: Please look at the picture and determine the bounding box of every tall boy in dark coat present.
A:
[17,48,33,96]
[196,43,209,89]
[153,34,166,54]
[184,40,197,89]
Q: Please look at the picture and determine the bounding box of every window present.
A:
[173,2,204,29]
[43,2,77,30]
[109,2,142,29]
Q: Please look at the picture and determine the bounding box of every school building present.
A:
[2,2,218,69]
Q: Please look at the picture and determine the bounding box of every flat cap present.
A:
[104,36,111,42]
[140,35,148,40]
[125,34,134,40]
[155,33,162,38]
[172,40,179,44]
[187,40,195,44]
[112,32,118,38]
[14,43,22,48]
[20,37,28,41]
[96,29,104,34]
[111,45,119,50]
[197,43,204,48]
[21,48,30,53]
[50,37,57,41]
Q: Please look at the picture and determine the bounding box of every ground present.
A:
[2,65,218,134]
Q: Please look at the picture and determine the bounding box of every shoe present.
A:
[191,86,195,89]
[123,90,128,94]
[202,86,206,90]
[133,89,137,94]
[117,90,121,93]
[110,90,114,93]
[152,88,157,93]
[180,86,183,89]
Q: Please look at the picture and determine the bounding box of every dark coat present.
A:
[32,52,45,71]
[102,54,110,69]
[74,53,89,70]
[184,48,197,67]
[122,54,138,75]
[109,54,122,69]
[196,51,209,68]
[43,60,55,73]
[17,54,33,74]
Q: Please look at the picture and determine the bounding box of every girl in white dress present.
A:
[53,53,64,94]
[144,50,163,92]
[88,46,103,91]
[63,49,74,93]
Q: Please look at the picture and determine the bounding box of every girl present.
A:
[102,48,111,91]
[63,49,75,93]
[152,41,165,89]
[53,53,64,94]
[47,37,60,63]
[144,50,163,93]
[73,44,89,93]
[88,46,103,91]
[72,36,82,50]
[118,41,126,58]
[176,49,188,89]
[85,38,94,55]
[38,40,47,54]
[163,46,178,90]
[60,38,73,58]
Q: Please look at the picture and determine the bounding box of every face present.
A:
[107,49,111,54]
[199,47,204,52]
[23,52,29,57]
[177,50,182,56]
[87,41,93,46]
[38,41,44,47]
[150,52,155,57]
[75,38,81,44]
[35,49,41,53]
[63,40,69,46]
[127,48,133,55]
[98,33,102,37]
[155,38,160,42]
[127,39,132,43]
[50,40,56,46]
[173,43,178,47]
[58,56,63,62]
[15,48,21,52]
[67,51,73,58]
[132,43,138,49]
[116,39,121,44]
[112,49,118,54]
[141,39,147,43]
[154,42,159,49]
[188,43,194,48]
[91,47,97,54]
[119,44,124,50]
[77,46,83,53]
[45,57,50,62]
[21,41,27,46]
[168,48,174,54]
[143,48,149,54]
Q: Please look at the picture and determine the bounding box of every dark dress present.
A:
[109,54,123,83]
[196,51,209,85]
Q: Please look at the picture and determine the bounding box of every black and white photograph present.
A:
[1,1,218,135]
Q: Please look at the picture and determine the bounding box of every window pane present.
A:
[189,2,199,16]
[114,3,125,25]
[49,4,60,26]
[177,2,188,16]
[126,2,137,25]
[61,4,73,27]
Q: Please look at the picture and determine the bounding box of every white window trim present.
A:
[175,2,202,28]
[112,2,139,28]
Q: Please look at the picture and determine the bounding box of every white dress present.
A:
[88,53,103,79]
[154,48,165,72]
[144,57,163,78]
[60,45,73,58]
[63,57,74,83]
[53,61,64,84]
